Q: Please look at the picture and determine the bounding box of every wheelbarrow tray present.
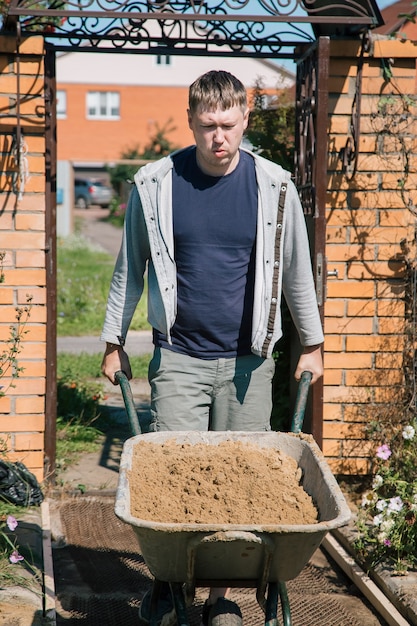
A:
[115,431,351,584]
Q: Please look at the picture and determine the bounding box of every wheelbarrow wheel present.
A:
[208,598,243,626]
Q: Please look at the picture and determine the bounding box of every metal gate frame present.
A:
[44,47,57,478]
[294,36,330,446]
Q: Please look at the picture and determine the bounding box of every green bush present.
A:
[107,196,127,228]
[57,373,104,424]
[56,370,106,471]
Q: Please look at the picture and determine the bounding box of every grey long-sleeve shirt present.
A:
[101,148,324,358]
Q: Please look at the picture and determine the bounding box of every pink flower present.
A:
[9,550,24,564]
[383,539,392,547]
[6,516,18,532]
[376,444,392,460]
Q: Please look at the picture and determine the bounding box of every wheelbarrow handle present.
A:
[290,370,313,434]
[114,370,142,436]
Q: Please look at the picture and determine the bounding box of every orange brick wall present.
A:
[323,38,417,475]
[0,36,47,483]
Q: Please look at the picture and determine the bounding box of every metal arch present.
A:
[2,0,383,56]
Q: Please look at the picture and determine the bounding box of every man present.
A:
[101,70,324,626]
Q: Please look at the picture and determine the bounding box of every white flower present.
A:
[372,474,383,489]
[361,491,377,508]
[376,499,387,512]
[377,532,392,546]
[381,518,395,533]
[387,496,403,513]
[376,518,395,543]
[402,425,415,440]
[373,513,384,526]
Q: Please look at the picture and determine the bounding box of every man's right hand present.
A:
[101,343,132,385]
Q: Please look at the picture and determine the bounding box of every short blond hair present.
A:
[188,70,247,114]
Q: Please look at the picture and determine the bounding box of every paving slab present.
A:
[57,329,153,356]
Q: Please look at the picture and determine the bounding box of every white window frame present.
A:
[86,91,120,120]
[57,89,67,118]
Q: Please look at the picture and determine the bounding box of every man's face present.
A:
[187,105,249,177]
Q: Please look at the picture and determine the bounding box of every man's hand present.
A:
[294,344,323,385]
[101,343,132,385]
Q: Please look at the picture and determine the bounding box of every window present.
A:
[156,55,171,66]
[57,90,67,118]
[86,91,120,119]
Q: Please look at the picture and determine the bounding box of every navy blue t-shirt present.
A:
[154,147,258,358]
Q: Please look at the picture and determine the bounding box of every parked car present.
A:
[74,178,114,209]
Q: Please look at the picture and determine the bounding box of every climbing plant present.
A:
[0,253,32,398]
[353,60,417,573]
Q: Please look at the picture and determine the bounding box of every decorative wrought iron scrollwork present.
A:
[338,32,370,180]
[2,0,382,55]
[294,43,317,215]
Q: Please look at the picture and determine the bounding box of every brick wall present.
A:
[0,36,46,482]
[323,38,417,475]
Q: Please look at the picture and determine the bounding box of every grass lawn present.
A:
[57,233,149,336]
[57,351,150,380]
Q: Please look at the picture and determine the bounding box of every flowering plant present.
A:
[0,252,33,398]
[0,511,42,590]
[355,423,417,573]
[1,514,24,564]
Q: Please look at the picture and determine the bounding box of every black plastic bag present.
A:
[0,460,44,506]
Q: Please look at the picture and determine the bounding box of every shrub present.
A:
[107,196,127,228]
[56,372,106,472]
[57,373,104,424]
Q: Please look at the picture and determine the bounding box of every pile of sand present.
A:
[129,439,318,525]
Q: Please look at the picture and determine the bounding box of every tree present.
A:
[108,119,179,197]
[141,118,178,160]
[246,79,295,171]
[107,146,142,197]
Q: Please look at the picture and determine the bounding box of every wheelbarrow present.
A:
[114,371,351,626]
